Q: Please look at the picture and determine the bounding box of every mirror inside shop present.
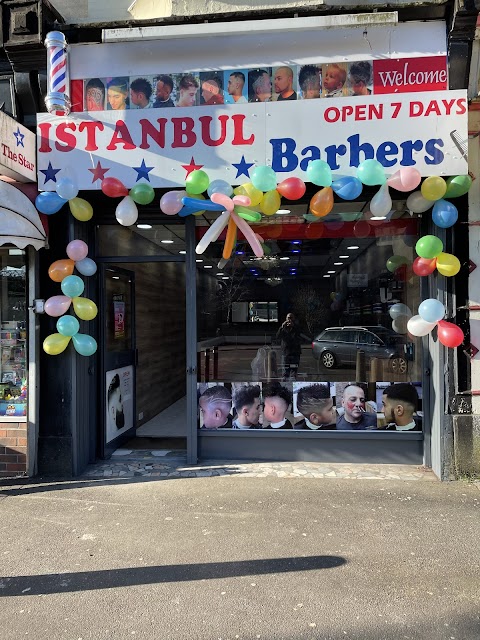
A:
[0,249,27,418]
[196,202,423,433]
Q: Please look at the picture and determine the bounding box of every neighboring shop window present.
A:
[0,248,27,418]
[196,206,423,433]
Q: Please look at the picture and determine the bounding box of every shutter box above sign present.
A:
[0,113,36,183]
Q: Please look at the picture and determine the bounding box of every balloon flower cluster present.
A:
[35,177,93,221]
[43,240,98,357]
[100,178,155,226]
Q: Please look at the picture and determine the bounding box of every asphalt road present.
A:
[0,476,479,640]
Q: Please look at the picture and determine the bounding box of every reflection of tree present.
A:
[217,258,249,323]
[292,285,331,337]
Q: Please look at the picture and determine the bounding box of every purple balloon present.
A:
[160,190,187,216]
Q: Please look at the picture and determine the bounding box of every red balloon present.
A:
[437,320,464,348]
[413,257,437,277]
[276,177,306,201]
[101,177,128,198]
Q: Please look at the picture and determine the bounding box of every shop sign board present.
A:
[347,274,368,288]
[0,112,36,182]
[37,89,468,190]
[106,365,133,443]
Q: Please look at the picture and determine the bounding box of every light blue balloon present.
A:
[35,191,67,215]
[432,199,458,229]
[207,180,233,197]
[357,159,386,186]
[61,275,85,298]
[75,258,97,277]
[306,159,332,187]
[72,333,97,357]
[56,315,80,337]
[418,298,445,323]
[332,176,363,200]
[251,166,277,192]
[56,178,79,201]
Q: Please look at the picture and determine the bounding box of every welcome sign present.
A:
[37,90,468,190]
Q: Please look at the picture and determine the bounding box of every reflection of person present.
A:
[323,63,346,98]
[130,77,153,108]
[107,77,129,110]
[201,76,224,105]
[227,72,247,103]
[85,78,105,111]
[295,383,336,430]
[153,75,174,108]
[381,383,421,431]
[199,385,232,429]
[276,312,302,381]
[176,74,199,107]
[349,61,372,96]
[263,382,293,429]
[232,384,262,429]
[249,69,272,102]
[337,383,377,430]
[108,374,125,430]
[274,66,297,101]
[299,65,321,99]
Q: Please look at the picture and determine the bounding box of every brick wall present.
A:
[0,422,27,477]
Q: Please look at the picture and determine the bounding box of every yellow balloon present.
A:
[436,252,460,277]
[72,296,98,321]
[69,197,93,222]
[234,183,263,207]
[43,333,71,355]
[188,193,206,216]
[260,190,281,216]
[420,176,447,201]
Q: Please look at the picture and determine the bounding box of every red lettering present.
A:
[342,105,354,121]
[171,117,196,148]
[456,98,467,115]
[55,122,77,152]
[106,120,136,151]
[324,107,340,123]
[355,105,366,121]
[231,114,254,145]
[199,115,228,147]
[37,122,52,153]
[424,101,441,117]
[78,121,104,151]
[139,118,167,149]
[409,102,423,117]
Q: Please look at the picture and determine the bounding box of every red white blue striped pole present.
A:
[44,31,70,115]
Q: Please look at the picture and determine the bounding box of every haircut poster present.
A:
[106,365,134,443]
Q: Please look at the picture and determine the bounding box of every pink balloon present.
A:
[160,190,186,216]
[387,168,422,192]
[45,295,72,317]
[437,320,464,348]
[66,239,88,262]
[231,212,263,257]
[211,192,234,212]
[232,195,251,207]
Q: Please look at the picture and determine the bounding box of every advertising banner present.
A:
[106,365,133,443]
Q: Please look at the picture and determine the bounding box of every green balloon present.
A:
[186,170,210,195]
[129,183,155,205]
[445,175,472,198]
[386,255,408,273]
[356,159,386,186]
[416,235,444,259]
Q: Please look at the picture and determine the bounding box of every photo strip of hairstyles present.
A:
[297,383,331,415]
[383,383,418,410]
[233,384,261,412]
[263,381,292,408]
[200,385,232,405]
[130,77,153,101]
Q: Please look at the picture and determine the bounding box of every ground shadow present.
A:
[0,555,346,596]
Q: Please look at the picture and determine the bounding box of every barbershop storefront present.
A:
[36,15,469,478]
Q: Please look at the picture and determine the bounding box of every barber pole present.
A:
[44,31,70,115]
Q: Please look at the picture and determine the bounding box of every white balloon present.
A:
[196,211,230,254]
[407,314,437,337]
[392,318,408,334]
[115,196,138,226]
[370,183,392,217]
[389,303,412,320]
[406,190,434,214]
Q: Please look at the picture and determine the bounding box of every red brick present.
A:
[6,463,26,471]
[0,437,17,446]
[7,429,23,438]
[0,430,7,437]
[10,445,26,455]
[16,437,27,446]
[16,453,26,463]
[1,454,19,462]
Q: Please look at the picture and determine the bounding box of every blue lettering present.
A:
[300,146,321,171]
[425,139,444,165]
[347,134,374,167]
[376,141,398,168]
[270,137,298,172]
[399,140,423,166]
[325,144,347,170]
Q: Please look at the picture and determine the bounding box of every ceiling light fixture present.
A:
[339,255,349,259]
[137,224,152,229]
[333,262,343,266]
[179,250,186,254]
[280,256,290,261]
[347,245,359,249]
[204,265,212,268]
[276,209,291,215]
[161,239,174,244]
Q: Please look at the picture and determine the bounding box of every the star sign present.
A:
[133,159,154,182]
[88,161,110,183]
[181,156,203,179]
[13,127,24,148]
[232,155,254,179]
[39,162,61,184]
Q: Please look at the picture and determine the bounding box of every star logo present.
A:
[133,159,154,182]
[88,161,110,183]
[13,127,25,148]
[39,162,61,184]
[232,155,254,180]
[181,156,203,179]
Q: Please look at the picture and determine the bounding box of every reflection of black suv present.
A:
[312,326,408,373]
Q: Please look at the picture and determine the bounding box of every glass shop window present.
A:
[0,248,27,418]
[196,202,423,434]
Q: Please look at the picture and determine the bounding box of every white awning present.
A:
[0,180,47,251]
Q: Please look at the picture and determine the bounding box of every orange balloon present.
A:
[310,187,334,217]
[48,259,75,282]
[223,217,236,260]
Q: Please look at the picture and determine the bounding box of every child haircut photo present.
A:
[294,383,336,430]
[322,63,347,98]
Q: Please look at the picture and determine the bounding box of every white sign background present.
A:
[105,366,133,444]
[0,112,36,182]
[37,90,468,190]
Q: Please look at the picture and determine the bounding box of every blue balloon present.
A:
[35,191,67,215]
[178,206,199,217]
[432,199,458,229]
[56,178,79,201]
[306,159,332,187]
[75,258,97,277]
[181,197,223,212]
[56,315,80,337]
[72,333,97,356]
[61,275,85,298]
[207,180,233,197]
[250,166,277,192]
[418,298,445,324]
[331,177,363,200]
